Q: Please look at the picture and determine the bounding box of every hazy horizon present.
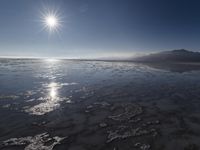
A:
[1,48,200,60]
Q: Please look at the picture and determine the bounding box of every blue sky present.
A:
[1,0,200,58]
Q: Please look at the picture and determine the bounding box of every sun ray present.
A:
[39,6,63,35]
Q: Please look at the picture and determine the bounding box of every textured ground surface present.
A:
[0,59,200,150]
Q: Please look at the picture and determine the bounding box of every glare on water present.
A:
[25,82,70,115]
[44,58,59,63]
[49,82,58,99]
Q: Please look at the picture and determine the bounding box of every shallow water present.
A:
[0,59,200,150]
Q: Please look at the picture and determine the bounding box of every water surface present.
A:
[0,59,200,150]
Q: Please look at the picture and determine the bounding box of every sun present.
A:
[40,7,63,34]
[45,15,58,28]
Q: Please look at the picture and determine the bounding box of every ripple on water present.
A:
[1,133,66,150]
[108,103,143,121]
[25,97,71,115]
[0,95,19,100]
[24,82,76,115]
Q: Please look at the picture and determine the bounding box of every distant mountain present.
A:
[133,49,200,62]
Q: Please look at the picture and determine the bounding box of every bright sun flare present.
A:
[40,7,63,34]
[45,16,57,28]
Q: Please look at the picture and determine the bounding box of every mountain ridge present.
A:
[133,49,200,62]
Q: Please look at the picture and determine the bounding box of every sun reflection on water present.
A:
[49,82,58,99]
[25,75,77,115]
[25,82,69,115]
[44,58,60,63]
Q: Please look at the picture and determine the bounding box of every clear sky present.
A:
[1,0,200,58]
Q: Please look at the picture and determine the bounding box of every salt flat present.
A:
[0,59,200,150]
